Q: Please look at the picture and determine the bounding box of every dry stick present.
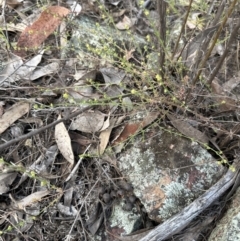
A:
[191,0,238,86]
[157,0,167,78]
[207,20,240,85]
[184,0,225,102]
[171,0,193,59]
[0,105,93,151]
[189,0,225,80]
[211,0,226,27]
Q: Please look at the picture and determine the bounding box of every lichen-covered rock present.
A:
[63,16,147,68]
[118,120,225,223]
[208,187,240,241]
[94,200,142,241]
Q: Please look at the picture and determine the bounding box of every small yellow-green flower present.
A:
[156,74,161,81]
[146,35,151,42]
[229,166,236,172]
[144,10,150,16]
[222,159,227,164]
[131,89,137,94]
[30,170,36,178]
[63,92,69,99]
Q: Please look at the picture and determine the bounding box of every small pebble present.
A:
[102,193,111,203]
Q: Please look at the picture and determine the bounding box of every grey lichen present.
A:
[159,181,194,219]
[110,201,142,234]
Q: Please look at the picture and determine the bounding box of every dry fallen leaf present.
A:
[99,118,116,155]
[222,71,240,93]
[15,6,70,57]
[167,113,209,144]
[211,78,236,112]
[186,12,203,30]
[0,52,43,86]
[12,190,50,210]
[112,112,159,146]
[0,172,18,194]
[181,25,219,68]
[115,15,135,30]
[55,114,74,168]
[29,62,59,80]
[0,102,30,134]
[6,0,23,8]
[70,111,105,133]
[57,203,78,217]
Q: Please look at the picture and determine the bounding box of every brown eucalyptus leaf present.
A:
[112,112,159,145]
[167,114,209,144]
[16,6,70,57]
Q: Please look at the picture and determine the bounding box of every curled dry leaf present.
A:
[70,111,105,133]
[16,6,70,57]
[55,115,74,168]
[115,15,135,30]
[0,102,30,135]
[57,203,78,217]
[11,190,50,210]
[0,172,18,194]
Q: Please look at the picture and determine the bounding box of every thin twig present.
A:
[189,0,226,81]
[0,105,93,151]
[157,0,167,79]
[207,20,240,85]
[192,0,238,85]
[172,0,193,59]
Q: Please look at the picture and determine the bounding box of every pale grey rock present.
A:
[118,114,225,222]
[94,200,142,241]
[63,16,147,68]
[208,187,240,241]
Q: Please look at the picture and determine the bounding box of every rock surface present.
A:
[208,187,240,241]
[118,120,225,223]
[92,200,143,241]
[63,16,147,68]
